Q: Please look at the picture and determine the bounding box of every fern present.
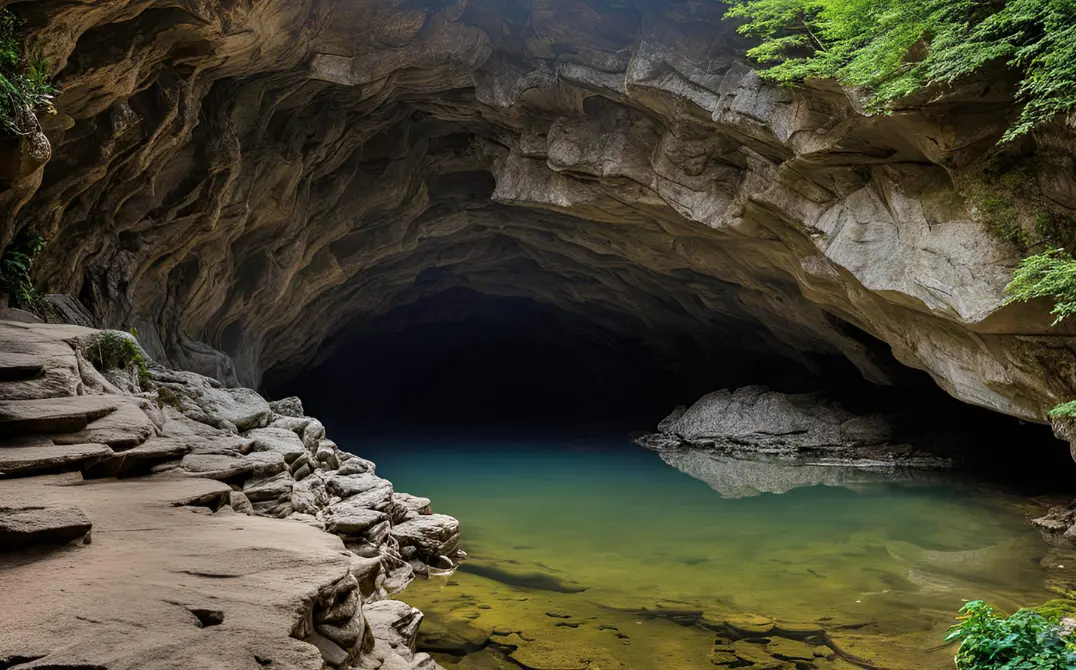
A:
[1003,247,1076,325]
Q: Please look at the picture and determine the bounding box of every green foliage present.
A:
[88,331,150,387]
[0,9,56,135]
[1004,247,1076,324]
[724,0,1076,139]
[1036,599,1076,622]
[945,600,1076,669]
[1048,400,1076,421]
[0,228,46,312]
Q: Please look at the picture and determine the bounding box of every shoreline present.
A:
[0,318,457,669]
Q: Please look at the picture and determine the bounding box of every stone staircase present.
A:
[0,318,460,670]
[0,326,125,547]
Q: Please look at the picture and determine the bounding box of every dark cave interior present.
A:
[264,286,1071,487]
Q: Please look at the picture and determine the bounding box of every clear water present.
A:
[358,438,1064,670]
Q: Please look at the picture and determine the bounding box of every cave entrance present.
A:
[262,268,1072,670]
[265,286,861,437]
[264,283,1067,491]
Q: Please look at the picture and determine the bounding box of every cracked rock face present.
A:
[3,0,1076,429]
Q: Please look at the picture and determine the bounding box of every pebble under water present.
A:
[357,438,1070,670]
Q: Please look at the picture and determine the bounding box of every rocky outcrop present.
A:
[0,319,457,670]
[637,385,957,468]
[1,0,1074,435]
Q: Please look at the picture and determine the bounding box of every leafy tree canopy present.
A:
[724,0,1076,139]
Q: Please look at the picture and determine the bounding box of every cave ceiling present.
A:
[4,0,1076,424]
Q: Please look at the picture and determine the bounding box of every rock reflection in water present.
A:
[656,449,934,498]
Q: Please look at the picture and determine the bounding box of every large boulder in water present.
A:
[638,385,955,468]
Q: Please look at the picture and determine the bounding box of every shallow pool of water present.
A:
[359,438,1064,669]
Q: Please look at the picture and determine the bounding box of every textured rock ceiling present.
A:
[4,0,1076,425]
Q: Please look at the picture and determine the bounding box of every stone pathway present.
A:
[0,319,460,670]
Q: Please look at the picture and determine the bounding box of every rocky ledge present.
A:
[0,318,459,670]
[636,385,957,469]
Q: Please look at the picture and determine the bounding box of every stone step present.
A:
[51,398,159,450]
[0,439,114,478]
[81,436,195,479]
[0,396,120,438]
[0,504,92,550]
[0,352,45,382]
[0,321,83,399]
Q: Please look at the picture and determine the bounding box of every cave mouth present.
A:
[264,286,1069,488]
[266,287,862,437]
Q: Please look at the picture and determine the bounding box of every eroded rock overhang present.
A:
[4,0,1076,424]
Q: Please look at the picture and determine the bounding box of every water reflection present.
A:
[358,439,1059,670]
[656,449,936,498]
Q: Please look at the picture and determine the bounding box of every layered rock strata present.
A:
[0,0,1074,438]
[637,385,957,468]
[0,318,458,670]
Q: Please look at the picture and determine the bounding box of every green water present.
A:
[361,439,1067,669]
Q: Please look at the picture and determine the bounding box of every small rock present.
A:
[390,514,461,563]
[229,490,254,515]
[245,427,307,463]
[304,631,348,667]
[0,504,92,550]
[269,396,304,417]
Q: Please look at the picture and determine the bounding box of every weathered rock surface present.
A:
[0,503,92,549]
[391,515,463,564]
[0,439,114,477]
[81,436,196,479]
[271,396,306,418]
[638,385,956,468]
[2,0,1075,440]
[177,451,287,481]
[247,426,308,463]
[0,320,456,670]
[0,395,119,436]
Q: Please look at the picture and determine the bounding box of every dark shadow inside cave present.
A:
[264,286,1071,489]
[267,287,854,436]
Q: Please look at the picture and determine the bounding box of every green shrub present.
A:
[945,600,1076,669]
[88,331,150,386]
[1005,246,1076,424]
[0,9,56,135]
[724,0,1076,140]
[1003,247,1076,324]
[0,228,46,312]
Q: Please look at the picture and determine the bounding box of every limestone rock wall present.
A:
[3,0,1076,427]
